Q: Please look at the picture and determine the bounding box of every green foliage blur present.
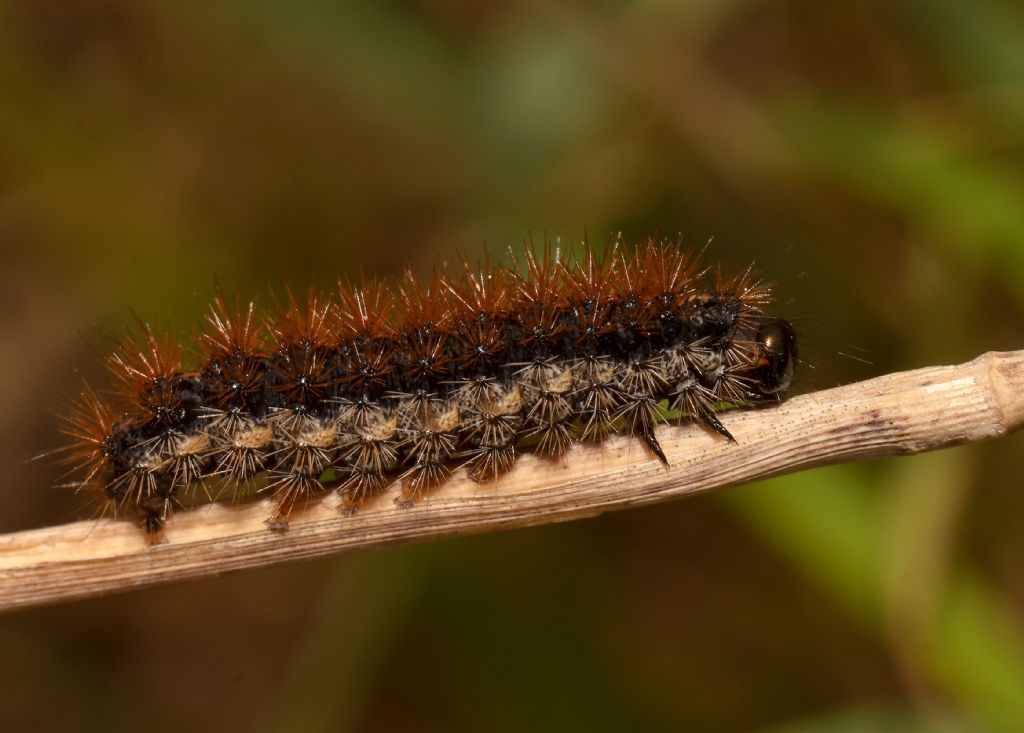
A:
[1,1,1023,731]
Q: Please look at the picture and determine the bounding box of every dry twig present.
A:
[1,350,1022,613]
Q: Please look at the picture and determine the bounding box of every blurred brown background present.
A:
[2,1,1024,731]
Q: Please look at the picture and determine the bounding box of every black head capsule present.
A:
[747,317,797,401]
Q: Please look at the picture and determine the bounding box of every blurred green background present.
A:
[2,1,1024,731]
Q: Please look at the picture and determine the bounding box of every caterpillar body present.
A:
[59,240,797,537]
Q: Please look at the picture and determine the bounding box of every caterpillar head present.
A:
[746,317,797,402]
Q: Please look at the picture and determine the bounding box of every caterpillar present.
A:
[57,239,797,538]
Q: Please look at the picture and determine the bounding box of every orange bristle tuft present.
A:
[267,288,335,414]
[199,289,266,417]
[57,383,118,492]
[107,319,185,426]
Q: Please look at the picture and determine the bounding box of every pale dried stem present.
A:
[2,350,1022,613]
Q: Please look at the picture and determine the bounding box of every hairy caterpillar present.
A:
[57,239,797,537]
